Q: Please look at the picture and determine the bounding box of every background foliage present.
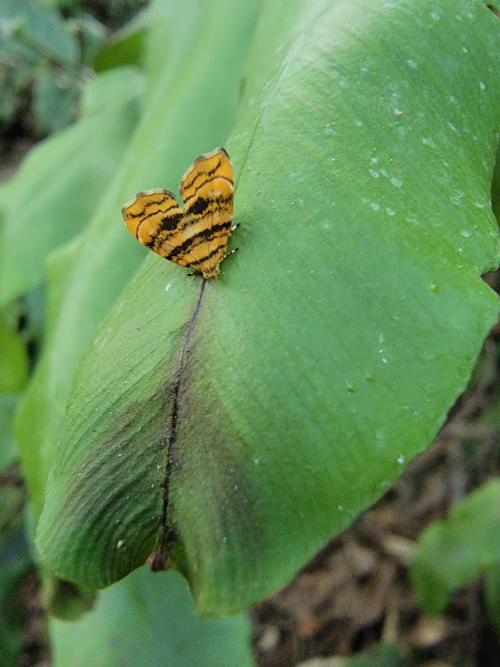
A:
[0,0,499,664]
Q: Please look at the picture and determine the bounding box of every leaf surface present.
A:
[38,0,500,614]
[50,568,253,667]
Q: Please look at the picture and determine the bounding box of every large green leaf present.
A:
[37,0,500,615]
[411,478,500,614]
[50,568,253,667]
[0,67,141,306]
[15,0,258,514]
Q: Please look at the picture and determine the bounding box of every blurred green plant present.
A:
[49,568,253,667]
[0,304,29,470]
[0,0,147,136]
[0,477,31,667]
[345,644,404,667]
[411,477,500,624]
[411,362,500,624]
[0,0,499,664]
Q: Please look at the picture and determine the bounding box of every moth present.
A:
[122,148,235,279]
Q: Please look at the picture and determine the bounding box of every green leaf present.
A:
[16,0,258,517]
[346,644,404,667]
[0,482,31,666]
[484,564,500,637]
[0,0,78,65]
[79,66,144,118]
[0,73,141,305]
[0,310,28,393]
[49,568,253,667]
[411,478,500,614]
[0,304,29,472]
[492,142,500,221]
[74,16,106,67]
[0,395,20,472]
[41,573,95,621]
[33,65,79,133]
[92,8,149,72]
[36,0,500,615]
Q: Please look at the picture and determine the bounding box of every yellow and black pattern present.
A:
[122,148,234,280]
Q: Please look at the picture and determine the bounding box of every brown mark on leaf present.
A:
[149,279,266,587]
[148,279,207,569]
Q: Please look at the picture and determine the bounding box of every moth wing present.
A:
[122,147,235,278]
[180,147,233,205]
[179,149,234,279]
[198,206,233,278]
[121,189,187,260]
